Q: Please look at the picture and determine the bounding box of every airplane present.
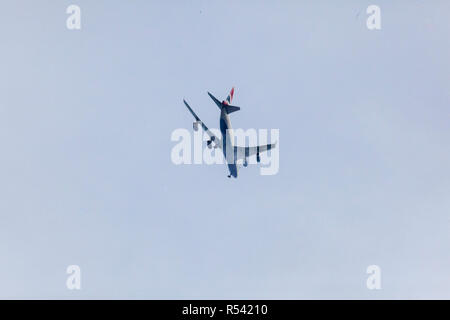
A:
[183,88,276,178]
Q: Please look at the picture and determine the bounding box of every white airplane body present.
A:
[183,88,276,178]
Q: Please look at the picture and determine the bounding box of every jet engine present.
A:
[193,121,200,131]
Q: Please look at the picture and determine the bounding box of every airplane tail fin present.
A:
[225,87,235,105]
[208,88,239,113]
[223,87,239,114]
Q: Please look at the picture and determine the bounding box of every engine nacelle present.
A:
[193,121,200,132]
[256,153,261,163]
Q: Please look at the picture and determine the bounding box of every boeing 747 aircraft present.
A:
[183,88,276,178]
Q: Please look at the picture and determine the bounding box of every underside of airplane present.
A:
[183,88,276,178]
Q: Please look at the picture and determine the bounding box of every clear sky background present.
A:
[0,0,449,299]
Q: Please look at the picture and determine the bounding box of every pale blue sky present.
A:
[0,0,449,299]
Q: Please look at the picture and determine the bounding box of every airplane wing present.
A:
[234,143,276,161]
[183,99,222,148]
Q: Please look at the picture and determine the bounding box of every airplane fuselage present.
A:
[219,108,238,178]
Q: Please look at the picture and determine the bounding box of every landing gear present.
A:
[227,175,231,178]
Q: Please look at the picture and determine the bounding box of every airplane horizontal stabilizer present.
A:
[207,92,223,110]
[224,105,240,114]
